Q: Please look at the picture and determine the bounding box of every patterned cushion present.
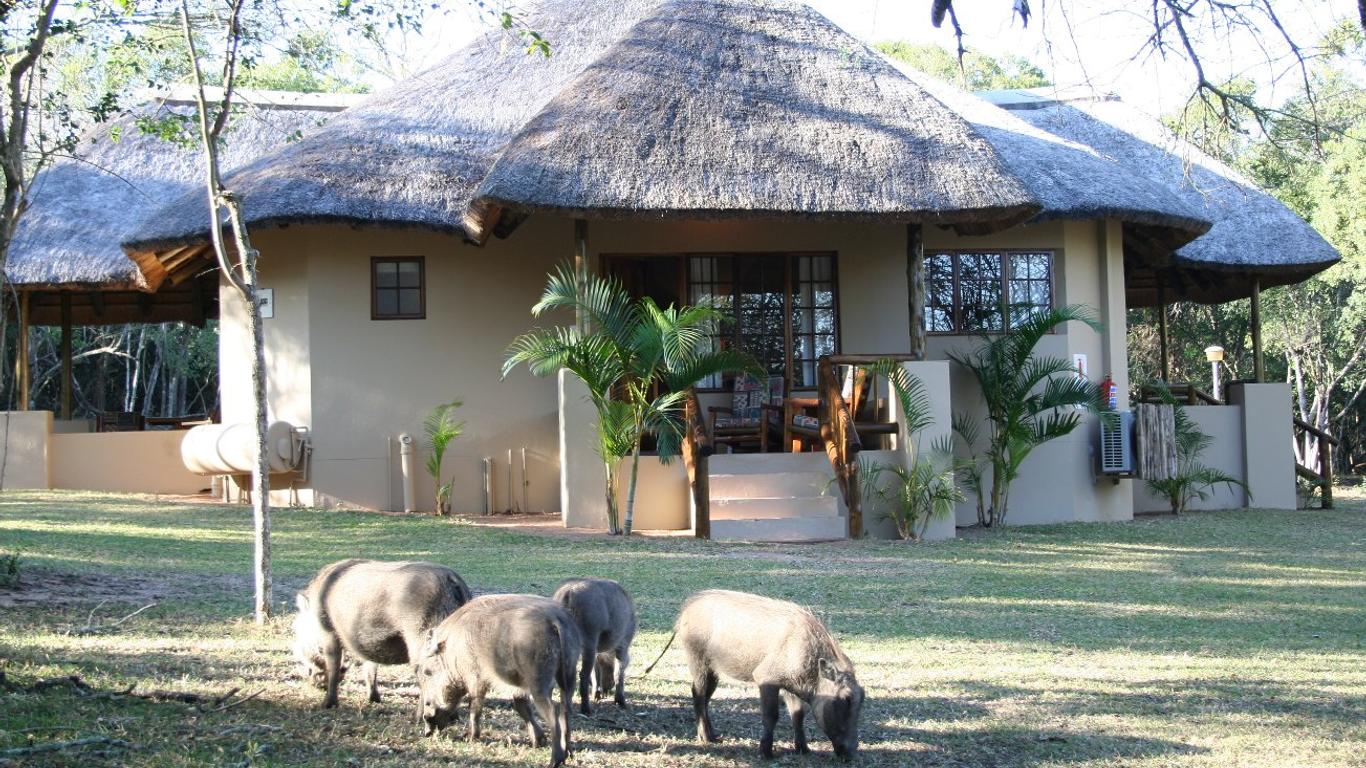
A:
[792,414,820,430]
[730,374,765,420]
[715,416,761,430]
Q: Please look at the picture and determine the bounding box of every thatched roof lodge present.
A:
[8,88,359,326]
[117,0,1335,307]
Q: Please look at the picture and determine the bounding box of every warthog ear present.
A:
[295,593,309,613]
[818,657,837,681]
[423,631,445,659]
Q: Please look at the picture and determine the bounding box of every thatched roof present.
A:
[893,70,1212,251]
[474,0,1039,227]
[982,88,1340,305]
[8,88,357,291]
[124,0,675,254]
[126,0,1043,257]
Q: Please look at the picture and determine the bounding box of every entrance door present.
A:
[603,252,839,394]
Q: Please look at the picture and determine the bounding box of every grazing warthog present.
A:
[292,558,472,709]
[552,577,637,714]
[417,594,581,768]
[648,589,864,760]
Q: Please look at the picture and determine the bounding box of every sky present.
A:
[376,0,1359,119]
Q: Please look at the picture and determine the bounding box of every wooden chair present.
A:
[709,374,784,452]
[783,367,893,451]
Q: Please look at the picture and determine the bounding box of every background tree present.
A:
[876,41,1049,91]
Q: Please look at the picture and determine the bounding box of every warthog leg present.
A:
[781,690,810,755]
[364,662,381,704]
[512,694,546,747]
[758,683,782,759]
[691,668,720,743]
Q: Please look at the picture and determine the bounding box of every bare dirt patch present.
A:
[0,569,185,608]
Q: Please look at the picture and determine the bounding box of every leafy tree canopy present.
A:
[875,40,1049,91]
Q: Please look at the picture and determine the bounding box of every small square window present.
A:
[372,257,425,320]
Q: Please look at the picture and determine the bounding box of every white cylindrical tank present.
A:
[398,433,418,513]
[181,421,299,476]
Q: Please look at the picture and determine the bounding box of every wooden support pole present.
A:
[15,291,29,410]
[1321,438,1334,509]
[573,218,588,331]
[1250,278,1264,383]
[60,293,73,420]
[1157,282,1170,382]
[907,223,925,361]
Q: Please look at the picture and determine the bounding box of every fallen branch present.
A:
[65,602,157,636]
[1,672,257,712]
[0,735,129,758]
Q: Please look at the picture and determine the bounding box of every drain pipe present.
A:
[399,433,417,513]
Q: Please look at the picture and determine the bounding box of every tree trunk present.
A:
[623,438,642,537]
[603,460,620,535]
[239,279,272,623]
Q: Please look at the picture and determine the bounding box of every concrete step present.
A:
[711,495,840,521]
[710,516,848,543]
[709,470,832,500]
[709,452,831,476]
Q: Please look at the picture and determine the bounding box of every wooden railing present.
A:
[1138,382,1222,406]
[1293,416,1338,509]
[682,388,714,538]
[816,356,862,538]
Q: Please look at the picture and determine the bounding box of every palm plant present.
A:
[504,263,756,536]
[1145,384,1249,514]
[949,304,1102,527]
[858,360,962,540]
[423,400,464,515]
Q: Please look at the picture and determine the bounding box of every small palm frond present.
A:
[866,359,934,436]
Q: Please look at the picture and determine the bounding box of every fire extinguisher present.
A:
[1099,374,1117,411]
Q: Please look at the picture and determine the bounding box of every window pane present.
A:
[1008,252,1052,327]
[376,290,398,316]
[398,261,421,287]
[375,262,397,288]
[927,253,955,332]
[960,252,1003,332]
[399,288,422,316]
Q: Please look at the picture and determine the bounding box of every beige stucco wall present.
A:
[1132,404,1248,513]
[225,220,571,513]
[0,411,52,490]
[1227,382,1296,509]
[926,220,1133,526]
[224,215,1143,528]
[51,430,207,495]
[559,370,690,531]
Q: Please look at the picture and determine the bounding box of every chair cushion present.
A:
[730,374,765,420]
[715,416,761,430]
[791,414,820,430]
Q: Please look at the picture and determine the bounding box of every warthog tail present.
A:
[641,630,677,676]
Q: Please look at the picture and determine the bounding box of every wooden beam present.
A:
[15,291,29,410]
[60,293,72,420]
[573,218,588,331]
[906,223,925,361]
[1250,278,1264,383]
[1157,282,1170,382]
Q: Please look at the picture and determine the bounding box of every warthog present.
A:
[417,594,581,768]
[552,577,637,714]
[647,589,864,760]
[292,558,472,709]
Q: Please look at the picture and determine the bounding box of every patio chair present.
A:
[783,367,893,451]
[709,374,785,452]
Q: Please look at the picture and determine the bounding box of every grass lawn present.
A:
[1,491,1363,767]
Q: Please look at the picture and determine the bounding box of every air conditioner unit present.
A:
[1098,411,1134,476]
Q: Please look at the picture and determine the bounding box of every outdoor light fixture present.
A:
[1205,345,1225,400]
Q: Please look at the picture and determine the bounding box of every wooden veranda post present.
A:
[1157,282,1170,382]
[573,218,588,330]
[15,291,29,410]
[59,292,72,420]
[1250,278,1264,383]
[907,223,925,360]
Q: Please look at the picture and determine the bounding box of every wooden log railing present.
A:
[1293,416,1338,509]
[816,356,862,538]
[1138,382,1222,406]
[682,387,714,538]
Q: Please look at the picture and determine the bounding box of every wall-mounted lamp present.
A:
[1205,345,1225,401]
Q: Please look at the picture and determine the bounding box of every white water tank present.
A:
[181,421,303,476]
